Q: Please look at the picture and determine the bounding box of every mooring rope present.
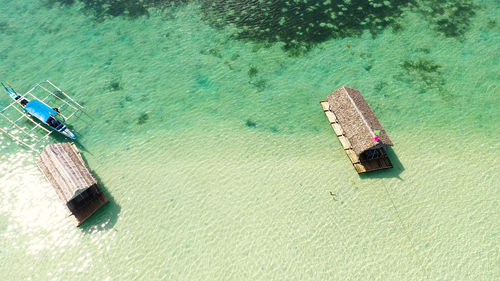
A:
[381,185,430,279]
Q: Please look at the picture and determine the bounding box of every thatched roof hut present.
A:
[327,86,393,155]
[37,142,108,226]
[320,87,393,173]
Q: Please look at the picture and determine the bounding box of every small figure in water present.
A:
[330,192,338,201]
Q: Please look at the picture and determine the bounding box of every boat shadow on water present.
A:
[358,147,405,180]
[73,140,93,156]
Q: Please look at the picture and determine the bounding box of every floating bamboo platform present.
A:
[320,87,394,173]
[37,142,108,226]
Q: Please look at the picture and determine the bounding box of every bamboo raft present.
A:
[37,142,108,226]
[320,87,393,173]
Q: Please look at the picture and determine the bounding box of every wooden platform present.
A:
[37,142,108,226]
[320,101,393,173]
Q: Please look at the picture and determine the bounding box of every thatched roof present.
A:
[38,143,98,203]
[327,86,393,155]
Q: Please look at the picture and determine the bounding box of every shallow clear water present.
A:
[0,0,499,280]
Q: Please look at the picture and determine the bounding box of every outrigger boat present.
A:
[0,80,83,151]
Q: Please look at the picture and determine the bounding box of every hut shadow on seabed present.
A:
[78,170,121,233]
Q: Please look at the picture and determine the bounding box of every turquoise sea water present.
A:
[0,0,499,280]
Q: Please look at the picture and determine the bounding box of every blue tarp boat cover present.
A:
[25,100,57,122]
